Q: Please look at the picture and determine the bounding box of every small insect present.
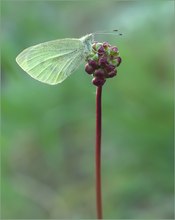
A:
[16,31,121,85]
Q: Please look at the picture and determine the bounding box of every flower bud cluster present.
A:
[85,42,122,86]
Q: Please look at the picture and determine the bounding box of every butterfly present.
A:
[16,31,121,85]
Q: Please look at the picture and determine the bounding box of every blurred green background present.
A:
[1,0,174,219]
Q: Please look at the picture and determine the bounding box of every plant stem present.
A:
[96,86,103,219]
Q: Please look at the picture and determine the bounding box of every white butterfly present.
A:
[16,34,94,85]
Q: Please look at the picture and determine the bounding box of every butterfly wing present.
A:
[16,38,85,85]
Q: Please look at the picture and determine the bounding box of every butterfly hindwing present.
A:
[16,38,84,84]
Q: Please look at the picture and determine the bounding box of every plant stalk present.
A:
[96,86,103,219]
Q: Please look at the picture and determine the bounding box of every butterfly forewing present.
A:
[16,38,85,84]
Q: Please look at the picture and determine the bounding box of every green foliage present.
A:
[1,0,174,219]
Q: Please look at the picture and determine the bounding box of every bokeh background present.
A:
[1,0,174,219]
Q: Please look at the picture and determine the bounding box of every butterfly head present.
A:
[80,34,95,57]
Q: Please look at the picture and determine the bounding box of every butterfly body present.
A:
[16,34,94,85]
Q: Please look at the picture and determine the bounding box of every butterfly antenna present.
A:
[94,30,123,36]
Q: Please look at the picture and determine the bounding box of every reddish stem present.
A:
[96,86,103,219]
